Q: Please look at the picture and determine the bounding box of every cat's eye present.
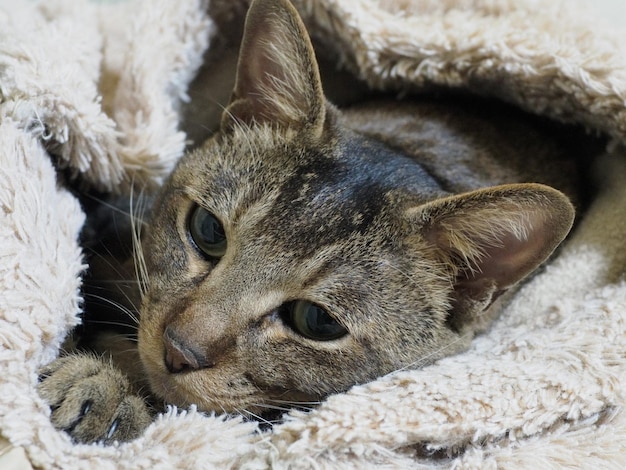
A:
[285,300,348,341]
[188,206,227,259]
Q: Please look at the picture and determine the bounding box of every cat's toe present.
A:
[37,355,152,444]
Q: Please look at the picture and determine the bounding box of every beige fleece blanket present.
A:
[1,0,625,468]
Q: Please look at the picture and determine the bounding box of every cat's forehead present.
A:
[184,125,435,193]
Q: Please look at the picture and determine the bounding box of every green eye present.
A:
[189,206,227,259]
[287,300,348,341]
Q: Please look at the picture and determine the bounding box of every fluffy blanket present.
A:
[1,0,625,468]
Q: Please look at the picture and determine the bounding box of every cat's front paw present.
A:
[37,355,152,444]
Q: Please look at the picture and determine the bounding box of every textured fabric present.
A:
[0,0,625,467]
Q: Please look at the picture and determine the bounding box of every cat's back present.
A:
[340,96,584,200]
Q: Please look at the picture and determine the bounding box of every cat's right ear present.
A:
[221,0,326,135]
[407,184,575,331]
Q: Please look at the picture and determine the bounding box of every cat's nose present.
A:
[162,326,212,373]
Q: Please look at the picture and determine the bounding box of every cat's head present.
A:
[137,0,574,413]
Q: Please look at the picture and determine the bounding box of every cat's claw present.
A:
[37,355,152,444]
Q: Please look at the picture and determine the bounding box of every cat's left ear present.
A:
[407,183,575,330]
[222,0,326,135]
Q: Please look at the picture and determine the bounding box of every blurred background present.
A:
[594,0,626,27]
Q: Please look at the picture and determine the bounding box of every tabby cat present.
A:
[38,0,585,444]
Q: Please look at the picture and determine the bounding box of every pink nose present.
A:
[163,327,208,373]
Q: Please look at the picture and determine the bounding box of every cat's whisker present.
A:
[83,247,145,317]
[85,247,133,279]
[265,398,321,407]
[84,291,139,322]
[96,339,142,356]
[83,293,140,326]
[135,384,151,399]
[110,345,141,357]
[87,279,141,285]
[250,403,291,412]
[84,281,139,323]
[218,404,230,418]
[220,105,243,133]
[82,192,135,219]
[254,402,308,414]
[129,184,150,299]
[186,88,225,115]
[115,346,141,355]
[238,407,275,428]
[86,320,139,333]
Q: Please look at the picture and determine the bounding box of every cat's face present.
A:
[137,0,574,413]
[138,122,460,411]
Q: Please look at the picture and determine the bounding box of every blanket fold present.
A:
[0,0,625,468]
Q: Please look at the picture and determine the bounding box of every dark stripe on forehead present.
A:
[255,132,443,256]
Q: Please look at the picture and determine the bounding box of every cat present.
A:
[38,0,589,444]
